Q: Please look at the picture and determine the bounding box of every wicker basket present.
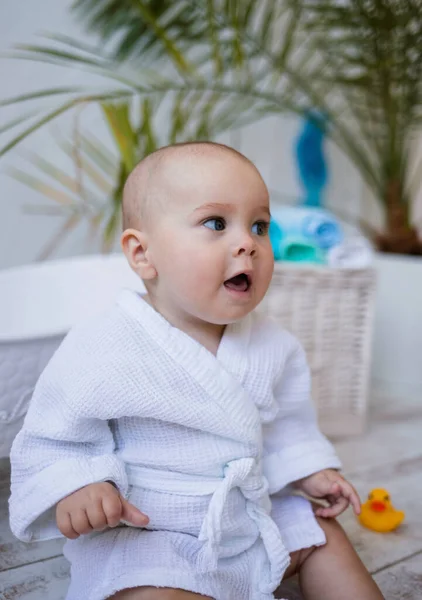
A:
[257,264,376,437]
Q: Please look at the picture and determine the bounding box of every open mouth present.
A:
[224,273,251,292]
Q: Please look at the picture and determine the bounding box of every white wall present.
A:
[0,0,364,271]
[0,0,115,268]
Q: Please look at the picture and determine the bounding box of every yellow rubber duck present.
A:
[358,488,405,533]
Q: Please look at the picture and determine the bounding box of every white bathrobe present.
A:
[9,290,341,600]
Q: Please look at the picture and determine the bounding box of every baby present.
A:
[9,142,383,600]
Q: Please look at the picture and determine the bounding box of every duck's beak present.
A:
[370,500,386,512]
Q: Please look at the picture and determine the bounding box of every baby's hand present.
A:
[56,481,149,539]
[295,469,361,518]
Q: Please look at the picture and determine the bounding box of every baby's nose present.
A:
[233,234,256,257]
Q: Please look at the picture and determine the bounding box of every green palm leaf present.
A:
[0,87,86,107]
[6,166,78,206]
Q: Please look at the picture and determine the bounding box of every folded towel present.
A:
[278,236,325,264]
[270,206,343,250]
[327,236,373,268]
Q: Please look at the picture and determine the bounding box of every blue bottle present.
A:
[295,111,328,207]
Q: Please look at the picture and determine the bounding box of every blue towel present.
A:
[269,206,343,262]
[278,236,325,264]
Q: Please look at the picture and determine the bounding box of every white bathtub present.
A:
[0,254,144,457]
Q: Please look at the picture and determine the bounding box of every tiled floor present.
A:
[1,391,421,599]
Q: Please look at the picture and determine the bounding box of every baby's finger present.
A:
[120,497,149,527]
[331,495,349,515]
[56,510,79,539]
[315,505,340,518]
[328,482,342,497]
[86,499,108,531]
[70,508,93,535]
[102,494,124,528]
[338,480,361,515]
[316,495,348,518]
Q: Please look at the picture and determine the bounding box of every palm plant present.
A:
[1,0,422,254]
[6,94,265,257]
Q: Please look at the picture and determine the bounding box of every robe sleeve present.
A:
[8,333,129,543]
[262,333,341,495]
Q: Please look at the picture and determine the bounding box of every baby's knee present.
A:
[109,587,213,600]
[282,544,317,580]
[283,517,348,578]
[315,516,350,549]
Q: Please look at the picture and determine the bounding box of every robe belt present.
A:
[126,457,288,594]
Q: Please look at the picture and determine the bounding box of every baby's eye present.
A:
[252,221,269,236]
[203,218,225,231]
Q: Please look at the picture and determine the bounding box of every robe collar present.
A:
[117,289,261,445]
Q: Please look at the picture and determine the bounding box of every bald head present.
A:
[122,141,256,230]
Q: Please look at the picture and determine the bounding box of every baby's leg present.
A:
[279,517,384,600]
[109,587,213,599]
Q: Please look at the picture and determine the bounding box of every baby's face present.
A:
[146,153,274,325]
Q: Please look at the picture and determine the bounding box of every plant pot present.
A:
[371,253,422,396]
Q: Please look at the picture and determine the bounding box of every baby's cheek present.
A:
[178,262,209,290]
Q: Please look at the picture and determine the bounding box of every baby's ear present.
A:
[121,228,157,280]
